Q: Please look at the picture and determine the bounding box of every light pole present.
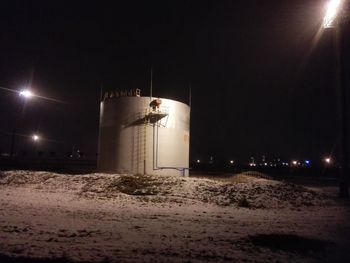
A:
[323,0,349,197]
[31,134,40,156]
[10,89,34,157]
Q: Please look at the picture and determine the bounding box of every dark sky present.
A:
[0,0,349,163]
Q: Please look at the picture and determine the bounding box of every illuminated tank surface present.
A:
[98,94,190,176]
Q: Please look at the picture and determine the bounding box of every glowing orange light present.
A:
[325,157,331,164]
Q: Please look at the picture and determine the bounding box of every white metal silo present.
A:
[97,89,190,176]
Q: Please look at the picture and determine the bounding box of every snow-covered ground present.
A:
[0,170,349,262]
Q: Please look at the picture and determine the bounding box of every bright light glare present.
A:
[323,0,342,28]
[32,134,40,141]
[19,89,33,98]
[196,159,200,163]
[325,157,331,163]
[292,160,298,166]
[230,160,234,164]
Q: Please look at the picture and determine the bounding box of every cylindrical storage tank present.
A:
[98,95,190,176]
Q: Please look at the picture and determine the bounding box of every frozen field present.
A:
[0,170,349,262]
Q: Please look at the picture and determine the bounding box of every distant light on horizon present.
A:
[32,134,40,141]
[323,0,342,28]
[230,160,234,164]
[196,159,200,163]
[325,157,331,164]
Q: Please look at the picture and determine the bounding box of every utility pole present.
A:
[323,0,348,197]
[150,66,153,101]
[337,4,349,197]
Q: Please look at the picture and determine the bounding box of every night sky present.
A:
[0,0,349,163]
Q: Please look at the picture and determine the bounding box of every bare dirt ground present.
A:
[0,170,349,263]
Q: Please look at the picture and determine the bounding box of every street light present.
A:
[322,0,349,197]
[10,88,35,157]
[19,89,34,98]
[30,134,41,157]
[323,0,343,28]
[32,134,40,141]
